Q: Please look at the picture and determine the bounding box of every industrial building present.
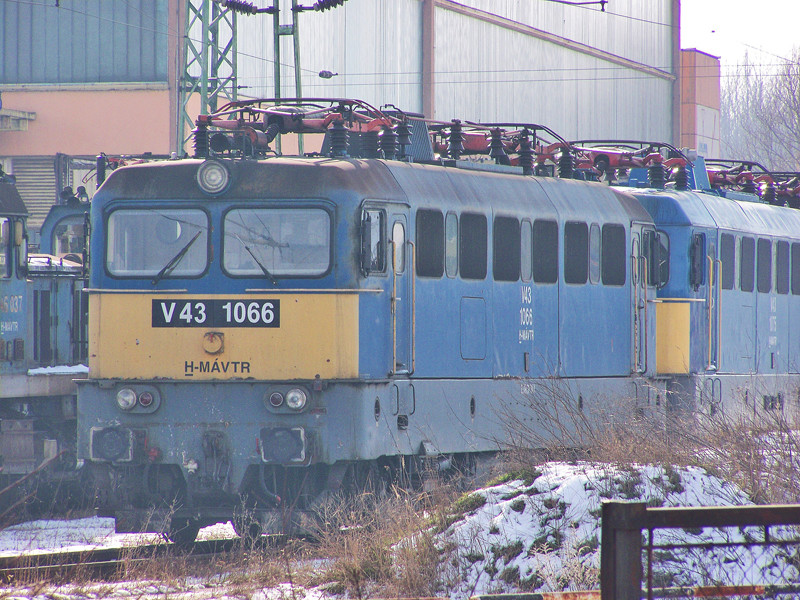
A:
[0,0,700,233]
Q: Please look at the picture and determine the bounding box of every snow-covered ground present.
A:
[436,462,796,596]
[0,462,792,599]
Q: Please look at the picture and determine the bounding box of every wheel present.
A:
[167,518,199,545]
[232,504,264,543]
[232,515,263,542]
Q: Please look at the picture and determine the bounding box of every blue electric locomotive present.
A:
[0,174,88,514]
[76,100,674,542]
[75,99,800,542]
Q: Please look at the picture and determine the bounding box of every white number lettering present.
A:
[180,302,193,323]
[233,302,246,323]
[262,302,274,324]
[222,302,232,322]
[160,302,176,323]
[519,307,533,326]
[194,302,207,323]
[248,302,260,323]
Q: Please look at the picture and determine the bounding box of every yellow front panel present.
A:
[656,302,690,375]
[88,293,359,380]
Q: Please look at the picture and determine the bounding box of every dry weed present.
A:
[499,379,800,505]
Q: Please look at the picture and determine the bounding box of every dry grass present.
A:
[499,380,800,505]
[306,484,461,599]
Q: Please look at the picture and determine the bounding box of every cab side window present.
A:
[416,209,444,278]
[361,209,385,274]
[0,218,10,278]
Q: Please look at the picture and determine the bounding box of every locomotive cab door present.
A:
[390,215,413,375]
[630,224,658,375]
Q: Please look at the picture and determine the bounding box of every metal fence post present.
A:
[601,501,645,599]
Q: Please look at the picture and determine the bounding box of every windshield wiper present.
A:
[151,230,202,285]
[235,234,278,286]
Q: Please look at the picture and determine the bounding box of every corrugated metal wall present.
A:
[0,0,169,84]
[10,157,56,231]
[236,0,675,141]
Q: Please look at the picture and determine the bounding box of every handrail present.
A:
[408,240,416,375]
[642,255,648,373]
[706,254,716,371]
[391,242,397,376]
[715,257,722,370]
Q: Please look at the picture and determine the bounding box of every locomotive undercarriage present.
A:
[87,453,480,542]
[0,391,87,518]
[78,376,670,542]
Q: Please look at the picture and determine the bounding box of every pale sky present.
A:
[681,0,800,66]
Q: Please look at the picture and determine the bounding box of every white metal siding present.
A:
[10,157,56,231]
[236,0,675,141]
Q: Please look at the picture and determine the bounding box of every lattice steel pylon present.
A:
[176,0,239,155]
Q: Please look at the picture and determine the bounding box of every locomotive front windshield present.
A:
[106,209,209,277]
[223,208,331,277]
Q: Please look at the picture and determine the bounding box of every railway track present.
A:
[0,537,269,583]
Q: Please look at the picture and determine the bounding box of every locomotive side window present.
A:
[0,217,10,278]
[720,233,735,290]
[392,221,405,273]
[223,208,331,277]
[445,212,458,278]
[776,241,789,295]
[416,209,444,278]
[564,222,588,285]
[53,216,87,256]
[689,233,705,289]
[533,219,558,284]
[589,223,601,284]
[757,238,772,293]
[792,243,800,295]
[360,209,385,274]
[107,209,209,277]
[642,229,667,287]
[461,213,487,280]
[493,216,520,282]
[654,231,670,288]
[601,224,626,286]
[740,236,755,292]
[520,220,532,282]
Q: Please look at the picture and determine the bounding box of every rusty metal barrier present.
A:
[601,501,800,599]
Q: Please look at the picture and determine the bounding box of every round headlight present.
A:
[268,392,284,408]
[196,160,230,195]
[116,388,137,410]
[138,391,154,407]
[285,388,307,410]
